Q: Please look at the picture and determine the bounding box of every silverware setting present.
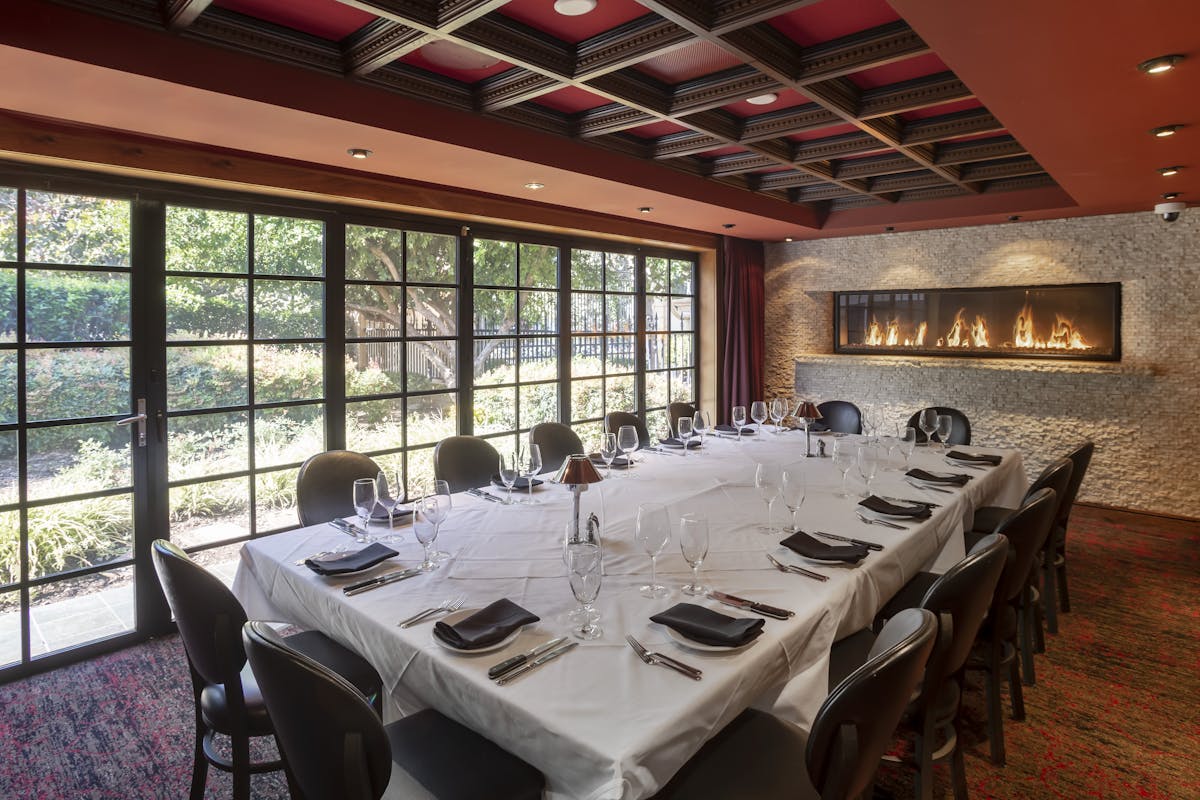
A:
[343,567,423,596]
[294,550,336,566]
[495,640,578,686]
[855,511,909,531]
[881,494,940,509]
[398,594,466,628]
[904,478,953,494]
[646,447,683,456]
[708,590,794,619]
[765,553,829,582]
[945,458,987,471]
[625,635,703,680]
[488,636,569,680]
[467,488,503,503]
[807,530,884,552]
[329,518,368,538]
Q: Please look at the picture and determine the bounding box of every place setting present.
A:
[293,537,426,596]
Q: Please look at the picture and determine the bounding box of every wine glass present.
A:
[676,416,693,457]
[521,444,542,504]
[413,494,446,572]
[497,452,519,504]
[857,444,880,498]
[599,432,619,477]
[351,478,376,544]
[428,479,453,563]
[678,515,710,596]
[750,400,768,436]
[565,541,603,640]
[635,503,670,599]
[617,425,639,470]
[780,469,806,534]
[918,408,938,447]
[755,462,781,534]
[832,437,856,499]
[935,414,953,453]
[732,405,747,441]
[373,469,405,543]
[769,397,786,434]
[899,426,918,469]
[692,410,710,448]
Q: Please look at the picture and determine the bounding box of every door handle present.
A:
[117,398,148,447]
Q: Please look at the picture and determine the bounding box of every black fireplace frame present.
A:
[832,282,1122,362]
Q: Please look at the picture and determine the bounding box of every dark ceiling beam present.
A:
[833,153,923,180]
[739,104,840,143]
[868,170,948,193]
[574,15,694,80]
[794,183,862,202]
[792,132,892,164]
[795,20,931,84]
[759,170,836,190]
[901,108,1004,145]
[343,19,427,75]
[341,0,509,76]
[574,104,657,138]
[711,0,824,34]
[934,135,1025,165]
[652,131,726,158]
[333,1,438,30]
[435,0,511,28]
[477,69,561,112]
[857,73,972,119]
[959,157,1044,183]
[162,0,213,30]
[707,153,778,177]
[361,62,475,109]
[669,66,781,116]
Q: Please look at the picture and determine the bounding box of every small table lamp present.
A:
[553,454,604,545]
[796,401,823,458]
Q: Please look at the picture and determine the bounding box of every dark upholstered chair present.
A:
[433,436,501,494]
[653,608,937,800]
[1052,441,1095,620]
[864,534,1010,800]
[152,540,383,800]
[906,407,972,445]
[296,450,382,526]
[528,422,584,475]
[243,620,544,800]
[814,400,862,435]
[667,402,696,432]
[604,410,651,449]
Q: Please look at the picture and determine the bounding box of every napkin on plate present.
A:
[658,437,701,448]
[946,450,1002,466]
[780,530,870,563]
[589,454,630,469]
[433,599,540,650]
[650,603,765,647]
[714,424,755,435]
[491,474,544,490]
[906,468,971,486]
[305,543,398,575]
[858,495,933,520]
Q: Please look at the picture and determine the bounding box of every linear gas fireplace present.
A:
[834,282,1121,362]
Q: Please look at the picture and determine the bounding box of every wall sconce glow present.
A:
[346,148,372,159]
[638,207,652,214]
[524,182,545,190]
[1150,125,1182,138]
[745,93,779,106]
[1158,166,1181,177]
[1138,54,1183,74]
[554,0,597,15]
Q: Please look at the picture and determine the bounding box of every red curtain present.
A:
[719,236,764,423]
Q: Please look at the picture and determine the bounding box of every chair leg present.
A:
[915,715,935,800]
[232,733,251,800]
[951,722,969,800]
[189,719,209,800]
[985,643,1006,766]
[1019,592,1037,686]
[1057,554,1071,613]
[1033,588,1046,655]
[1043,560,1059,635]
[1008,648,1025,722]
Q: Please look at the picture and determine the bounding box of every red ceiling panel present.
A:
[213,0,373,40]
[635,41,743,84]
[722,88,813,118]
[534,86,610,114]
[498,0,650,44]
[769,0,901,47]
[849,53,950,90]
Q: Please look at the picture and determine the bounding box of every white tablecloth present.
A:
[233,432,1025,800]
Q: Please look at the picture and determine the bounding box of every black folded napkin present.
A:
[658,437,701,449]
[589,453,630,469]
[433,599,540,650]
[650,603,765,647]
[371,503,414,522]
[714,424,755,435]
[906,468,971,486]
[305,543,398,576]
[946,450,1002,466]
[808,421,830,432]
[491,474,544,490]
[858,495,933,520]
[780,531,870,563]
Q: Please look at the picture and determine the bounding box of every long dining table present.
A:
[233,429,1026,800]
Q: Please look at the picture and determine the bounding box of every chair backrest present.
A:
[816,401,862,434]
[667,402,696,432]
[151,538,248,688]
[528,422,583,475]
[917,533,1010,699]
[603,411,650,448]
[1025,456,1073,529]
[296,450,382,526]
[433,435,501,493]
[805,608,937,800]
[243,620,391,800]
[1058,440,1095,531]
[992,487,1058,605]
[906,407,971,445]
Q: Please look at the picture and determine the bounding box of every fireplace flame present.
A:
[858,300,1091,352]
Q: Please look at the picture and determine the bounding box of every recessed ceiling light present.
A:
[1151,124,1182,137]
[1138,54,1184,74]
[421,40,500,70]
[524,182,545,190]
[554,0,597,16]
[1008,215,1021,222]
[1162,192,1182,200]
[784,237,793,242]
[1159,166,1182,176]
[884,226,895,232]
[638,207,653,214]
[745,93,779,106]
[722,223,736,229]
[346,148,372,159]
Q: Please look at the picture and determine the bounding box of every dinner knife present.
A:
[329,518,368,538]
[808,530,884,552]
[708,591,794,620]
[343,567,422,596]
[495,641,578,685]
[881,494,941,509]
[488,636,568,679]
[467,488,502,503]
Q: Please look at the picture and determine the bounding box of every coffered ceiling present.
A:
[1,0,1197,240]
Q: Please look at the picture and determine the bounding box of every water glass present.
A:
[832,438,856,498]
[413,494,446,572]
[754,462,781,534]
[678,515,710,596]
[769,397,786,433]
[692,410,710,447]
[936,414,953,452]
[900,426,917,468]
[780,469,806,533]
[428,479,453,563]
[750,400,768,435]
[918,408,938,446]
[565,541,603,640]
[732,405,748,441]
[617,425,640,469]
[676,416,693,456]
[351,478,376,543]
[857,445,880,497]
[599,432,619,477]
[522,444,542,504]
[635,503,670,599]
[497,452,519,504]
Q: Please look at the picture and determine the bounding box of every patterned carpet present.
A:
[0,505,1196,799]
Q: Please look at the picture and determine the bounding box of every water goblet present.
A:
[732,405,748,442]
[678,515,710,596]
[750,400,768,436]
[918,408,938,447]
[521,444,542,504]
[936,414,953,452]
[565,541,603,640]
[373,469,406,544]
[780,469,806,534]
[351,478,376,544]
[769,397,786,434]
[428,479,453,563]
[413,494,446,572]
[754,462,781,534]
[900,426,917,468]
[617,424,640,470]
[497,452,519,504]
[832,438,856,499]
[599,432,619,477]
[635,503,670,599]
[857,444,880,498]
[676,416,693,456]
[692,410,710,448]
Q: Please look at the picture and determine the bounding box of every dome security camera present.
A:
[1155,201,1186,222]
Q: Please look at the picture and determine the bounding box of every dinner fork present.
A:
[765,553,829,582]
[855,511,908,530]
[904,477,953,494]
[945,458,986,471]
[625,635,702,680]
[398,594,466,628]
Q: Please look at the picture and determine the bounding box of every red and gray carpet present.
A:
[1,505,1196,798]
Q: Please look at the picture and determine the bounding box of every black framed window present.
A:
[643,256,696,433]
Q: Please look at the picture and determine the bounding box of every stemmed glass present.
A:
[750,401,768,436]
[769,398,786,434]
[565,541,603,640]
[678,515,709,596]
[373,469,406,543]
[413,493,447,572]
[521,444,542,504]
[935,414,953,453]
[617,425,640,470]
[497,452,519,505]
[857,444,880,498]
[754,462,781,534]
[428,480,453,563]
[732,405,748,442]
[676,416,693,457]
[351,478,376,544]
[635,503,670,599]
[918,409,938,447]
[780,469,806,534]
[899,426,917,469]
[692,410,710,449]
[832,438,856,499]
[599,432,619,477]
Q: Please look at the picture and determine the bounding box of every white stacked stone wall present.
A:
[764,211,1200,515]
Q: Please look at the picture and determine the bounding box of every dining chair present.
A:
[242,620,545,800]
[296,450,383,526]
[1052,441,1095,619]
[528,422,583,475]
[667,402,696,432]
[652,608,937,800]
[433,435,502,494]
[815,400,862,434]
[906,407,971,445]
[860,534,1010,800]
[151,539,383,800]
[603,410,651,449]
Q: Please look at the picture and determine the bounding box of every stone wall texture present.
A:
[764,211,1200,515]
